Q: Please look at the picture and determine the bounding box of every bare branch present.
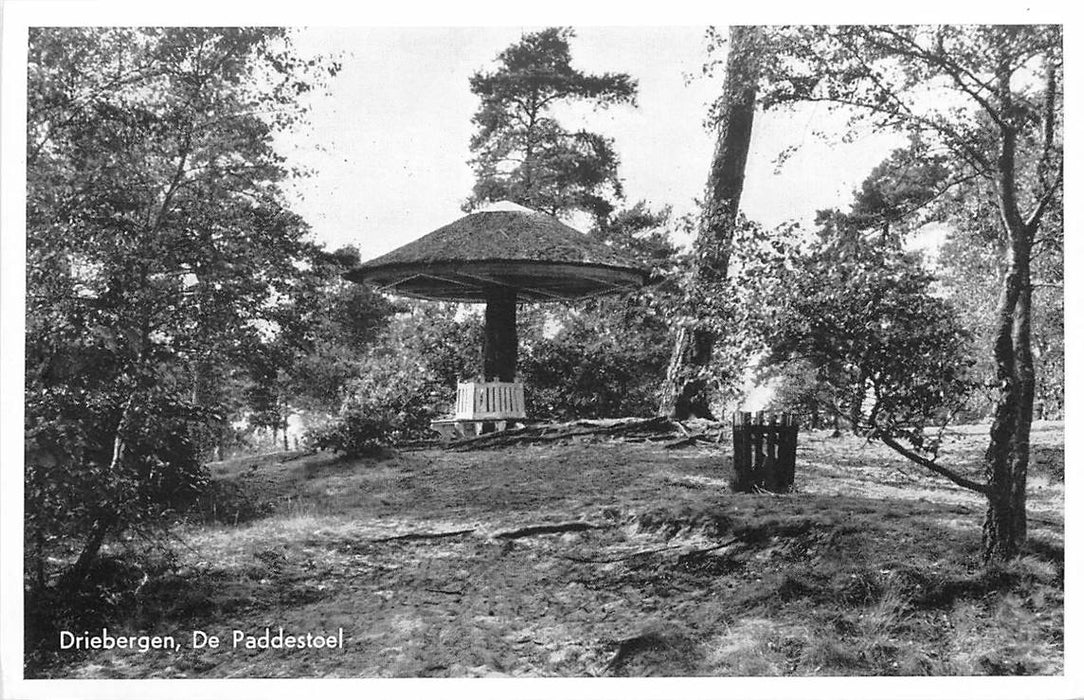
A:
[1024,162,1063,235]
[1036,60,1059,193]
[877,432,991,495]
[1023,60,1063,235]
[149,128,194,233]
[776,94,992,177]
[803,27,995,175]
[869,26,1006,129]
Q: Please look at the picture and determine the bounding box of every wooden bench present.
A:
[430,380,526,439]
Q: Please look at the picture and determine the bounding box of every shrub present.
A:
[518,295,671,420]
[24,389,212,670]
[25,391,211,589]
[305,351,447,456]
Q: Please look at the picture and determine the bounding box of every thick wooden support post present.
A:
[483,287,517,382]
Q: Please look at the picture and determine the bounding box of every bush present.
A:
[305,351,447,456]
[518,294,672,420]
[24,388,212,670]
[307,411,394,457]
[521,335,667,419]
[25,390,211,588]
[744,237,974,443]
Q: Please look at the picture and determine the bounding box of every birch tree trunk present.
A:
[982,214,1034,559]
[980,52,1055,561]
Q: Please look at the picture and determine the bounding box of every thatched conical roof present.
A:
[344,202,648,303]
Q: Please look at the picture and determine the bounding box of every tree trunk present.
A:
[849,377,866,435]
[659,326,716,420]
[982,231,1033,561]
[61,516,114,592]
[483,287,518,382]
[659,25,760,418]
[981,61,1038,561]
[61,396,132,590]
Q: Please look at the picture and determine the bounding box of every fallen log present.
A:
[493,521,604,539]
[450,417,678,451]
[680,536,743,556]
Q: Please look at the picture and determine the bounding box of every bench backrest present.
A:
[455,381,526,420]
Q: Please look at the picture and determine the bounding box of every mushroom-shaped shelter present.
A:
[345,201,649,385]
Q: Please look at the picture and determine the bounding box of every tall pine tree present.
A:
[466,27,637,224]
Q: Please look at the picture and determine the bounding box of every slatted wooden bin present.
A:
[731,412,799,493]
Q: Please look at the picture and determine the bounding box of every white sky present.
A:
[273,26,908,261]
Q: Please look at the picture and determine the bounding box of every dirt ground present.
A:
[43,422,1064,678]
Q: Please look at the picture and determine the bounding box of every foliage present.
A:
[24,27,339,613]
[23,384,212,670]
[735,140,977,447]
[742,224,975,452]
[24,388,210,577]
[304,400,396,458]
[847,143,951,242]
[745,140,973,439]
[758,361,837,431]
[752,26,1062,182]
[393,303,486,389]
[466,27,638,223]
[591,200,682,271]
[519,293,672,420]
[242,246,399,435]
[306,304,480,453]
